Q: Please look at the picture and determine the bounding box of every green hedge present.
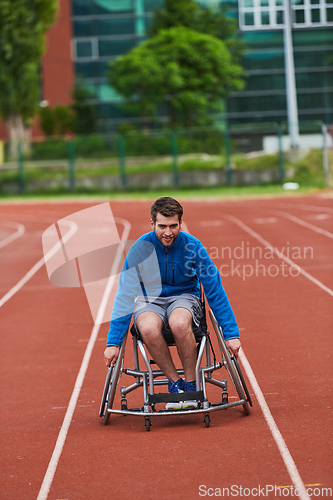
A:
[290,149,324,185]
[30,140,68,160]
[28,128,226,161]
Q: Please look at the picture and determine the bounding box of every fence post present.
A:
[224,128,232,186]
[17,143,25,194]
[170,130,179,189]
[277,124,285,182]
[322,124,329,187]
[68,139,75,192]
[117,133,126,190]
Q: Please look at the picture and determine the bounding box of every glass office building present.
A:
[71,0,333,129]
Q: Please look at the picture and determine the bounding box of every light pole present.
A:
[283,0,300,149]
[238,0,303,150]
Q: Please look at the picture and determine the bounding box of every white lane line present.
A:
[273,202,333,215]
[273,210,333,239]
[0,221,25,249]
[0,220,78,309]
[239,350,311,500]
[36,217,131,500]
[308,214,331,220]
[224,214,333,297]
[0,213,62,223]
[198,220,224,226]
[254,217,278,224]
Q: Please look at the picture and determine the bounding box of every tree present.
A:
[39,84,96,137]
[71,83,97,134]
[40,104,75,136]
[0,0,57,158]
[108,27,245,128]
[148,0,245,63]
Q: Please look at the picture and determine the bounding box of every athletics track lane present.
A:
[0,196,332,500]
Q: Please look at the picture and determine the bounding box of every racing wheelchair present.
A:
[100,291,252,431]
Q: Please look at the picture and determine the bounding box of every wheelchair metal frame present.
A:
[100,308,252,431]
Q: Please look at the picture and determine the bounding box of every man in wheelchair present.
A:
[104,197,240,410]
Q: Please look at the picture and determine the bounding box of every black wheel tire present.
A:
[230,358,251,415]
[204,414,210,428]
[145,418,151,432]
[99,366,113,417]
[100,331,129,425]
[233,356,253,407]
[103,371,117,425]
[103,376,114,425]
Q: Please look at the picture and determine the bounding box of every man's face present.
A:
[150,213,182,247]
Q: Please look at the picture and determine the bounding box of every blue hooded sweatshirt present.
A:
[106,230,239,346]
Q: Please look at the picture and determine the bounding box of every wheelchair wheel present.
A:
[145,418,151,432]
[232,356,253,407]
[204,414,210,428]
[100,332,128,425]
[209,310,251,415]
[99,365,113,417]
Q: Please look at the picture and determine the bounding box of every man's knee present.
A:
[169,309,193,339]
[136,313,163,343]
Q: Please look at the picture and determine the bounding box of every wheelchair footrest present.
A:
[148,391,204,405]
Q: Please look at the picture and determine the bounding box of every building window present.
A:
[96,17,136,36]
[295,9,305,22]
[72,0,134,16]
[238,0,333,29]
[327,7,333,20]
[98,38,138,57]
[143,0,164,12]
[74,39,98,59]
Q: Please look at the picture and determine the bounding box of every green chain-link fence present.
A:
[0,121,330,195]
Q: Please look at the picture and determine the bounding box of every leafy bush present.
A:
[72,84,97,134]
[74,135,117,158]
[233,153,280,170]
[125,133,170,156]
[121,128,225,156]
[289,149,324,185]
[40,105,75,136]
[30,140,68,160]
[177,130,225,155]
[39,106,57,136]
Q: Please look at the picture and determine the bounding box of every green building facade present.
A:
[71,0,333,130]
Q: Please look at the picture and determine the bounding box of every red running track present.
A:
[0,195,332,500]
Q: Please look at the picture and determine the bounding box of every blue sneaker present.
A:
[166,378,184,410]
[183,380,198,410]
[168,378,185,393]
[184,380,197,392]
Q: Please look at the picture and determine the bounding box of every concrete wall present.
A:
[1,167,293,194]
[263,133,333,153]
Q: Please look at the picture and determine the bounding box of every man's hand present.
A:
[225,338,241,358]
[104,346,120,367]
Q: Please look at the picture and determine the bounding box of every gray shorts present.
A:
[133,294,203,330]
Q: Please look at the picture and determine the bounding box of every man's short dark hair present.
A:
[150,197,183,223]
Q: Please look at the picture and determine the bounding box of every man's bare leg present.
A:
[168,308,197,382]
[136,311,179,381]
